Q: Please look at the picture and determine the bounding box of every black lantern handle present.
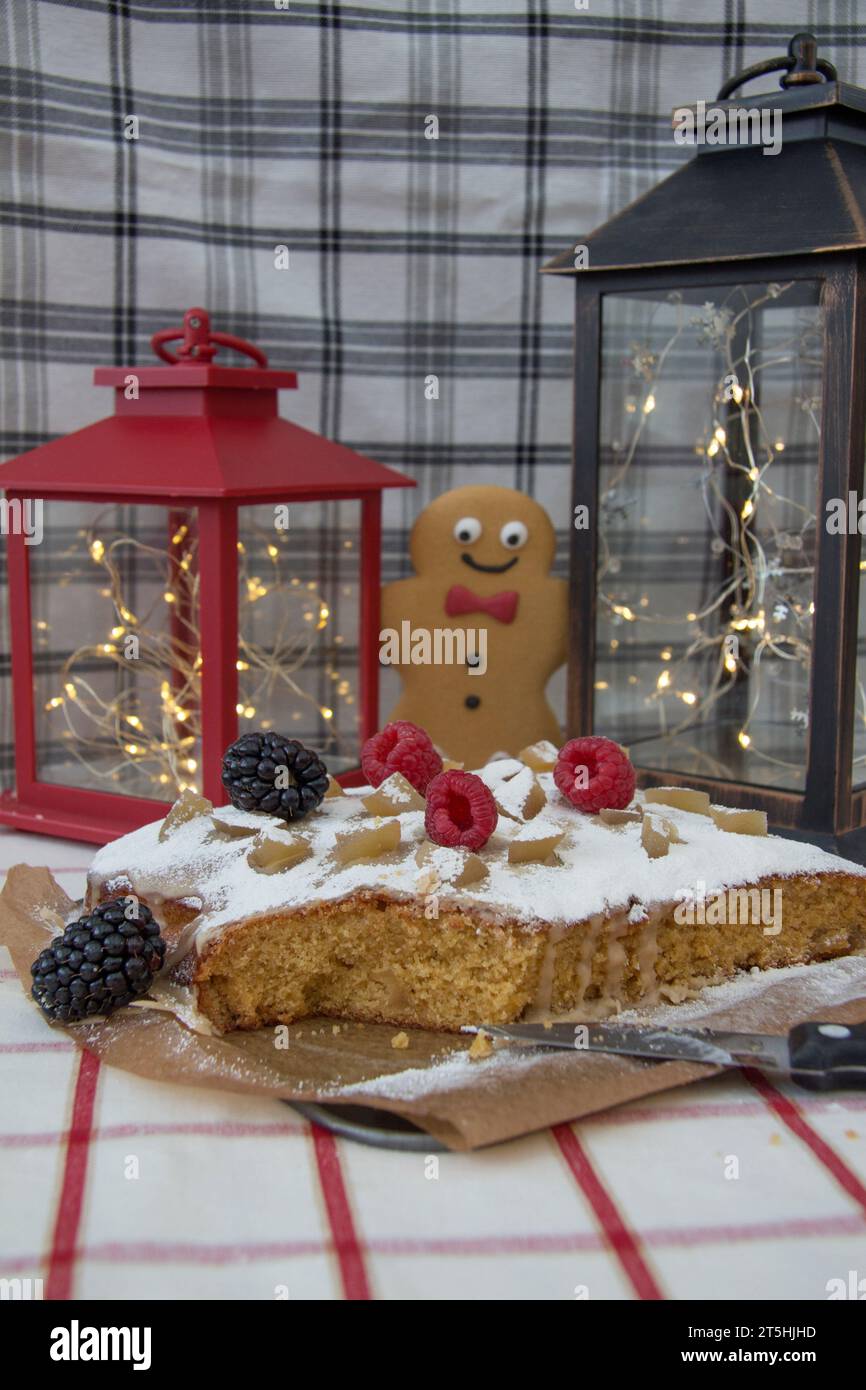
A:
[717,32,837,101]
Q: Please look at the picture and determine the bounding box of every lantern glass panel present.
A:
[236,501,362,774]
[856,537,866,788]
[595,278,822,791]
[30,501,200,798]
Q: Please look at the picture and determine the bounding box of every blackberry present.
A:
[221,731,329,822]
[30,898,166,1024]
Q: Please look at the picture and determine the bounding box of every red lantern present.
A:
[0,308,414,844]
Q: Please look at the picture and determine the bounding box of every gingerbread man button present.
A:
[381,484,568,765]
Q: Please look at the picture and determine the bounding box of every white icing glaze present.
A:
[88,773,866,958]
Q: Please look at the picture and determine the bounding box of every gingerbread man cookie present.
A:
[381,485,568,765]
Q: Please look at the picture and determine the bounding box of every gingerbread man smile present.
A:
[460,553,520,575]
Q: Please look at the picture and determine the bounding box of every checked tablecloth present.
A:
[2,826,866,1301]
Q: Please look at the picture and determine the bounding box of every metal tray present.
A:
[289,1100,447,1152]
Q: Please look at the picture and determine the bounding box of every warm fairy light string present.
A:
[596,280,855,777]
[43,516,356,795]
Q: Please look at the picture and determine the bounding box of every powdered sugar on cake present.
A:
[88,770,866,958]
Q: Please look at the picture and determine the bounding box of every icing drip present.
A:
[526,922,568,1020]
[635,908,662,1007]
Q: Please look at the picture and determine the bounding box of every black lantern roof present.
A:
[543,33,866,275]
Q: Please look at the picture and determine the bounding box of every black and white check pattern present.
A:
[1,1,864,785]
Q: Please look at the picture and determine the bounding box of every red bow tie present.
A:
[445,584,519,624]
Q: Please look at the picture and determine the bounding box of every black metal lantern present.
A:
[545,33,866,858]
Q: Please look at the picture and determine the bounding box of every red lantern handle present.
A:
[150,307,268,367]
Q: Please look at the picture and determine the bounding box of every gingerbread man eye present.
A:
[453,517,482,545]
[500,520,528,549]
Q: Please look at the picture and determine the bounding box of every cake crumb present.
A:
[468,1031,494,1061]
[332,1024,341,1036]
[391,1031,410,1050]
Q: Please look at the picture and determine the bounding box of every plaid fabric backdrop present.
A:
[1,0,864,789]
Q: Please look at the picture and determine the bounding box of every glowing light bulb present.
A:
[89,539,105,563]
[738,731,751,749]
[680,691,697,705]
[657,670,671,690]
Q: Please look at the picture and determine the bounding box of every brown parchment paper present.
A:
[3,864,866,1151]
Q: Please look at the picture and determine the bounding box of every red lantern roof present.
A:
[0,307,415,501]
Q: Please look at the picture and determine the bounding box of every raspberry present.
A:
[554,736,636,814]
[361,720,442,796]
[424,770,498,850]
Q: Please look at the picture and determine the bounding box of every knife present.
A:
[478,1019,866,1090]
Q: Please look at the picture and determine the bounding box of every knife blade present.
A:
[477,1019,866,1090]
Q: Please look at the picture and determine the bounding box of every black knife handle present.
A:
[788,1021,866,1090]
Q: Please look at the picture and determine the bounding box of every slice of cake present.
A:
[83,730,866,1034]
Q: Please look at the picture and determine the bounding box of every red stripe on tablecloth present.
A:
[311,1126,371,1300]
[744,1069,866,1215]
[0,1119,308,1146]
[45,1049,100,1300]
[552,1123,664,1300]
[0,1041,75,1053]
[4,1210,865,1274]
[5,1093,865,1147]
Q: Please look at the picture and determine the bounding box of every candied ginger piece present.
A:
[454,853,488,888]
[641,812,680,859]
[710,805,768,836]
[158,788,213,842]
[333,818,401,865]
[477,758,525,790]
[508,822,565,865]
[248,834,312,874]
[518,739,559,772]
[362,772,425,816]
[209,816,258,841]
[442,759,464,771]
[324,776,345,799]
[415,842,488,888]
[494,765,546,821]
[643,786,711,816]
[598,807,642,827]
[468,1031,494,1061]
